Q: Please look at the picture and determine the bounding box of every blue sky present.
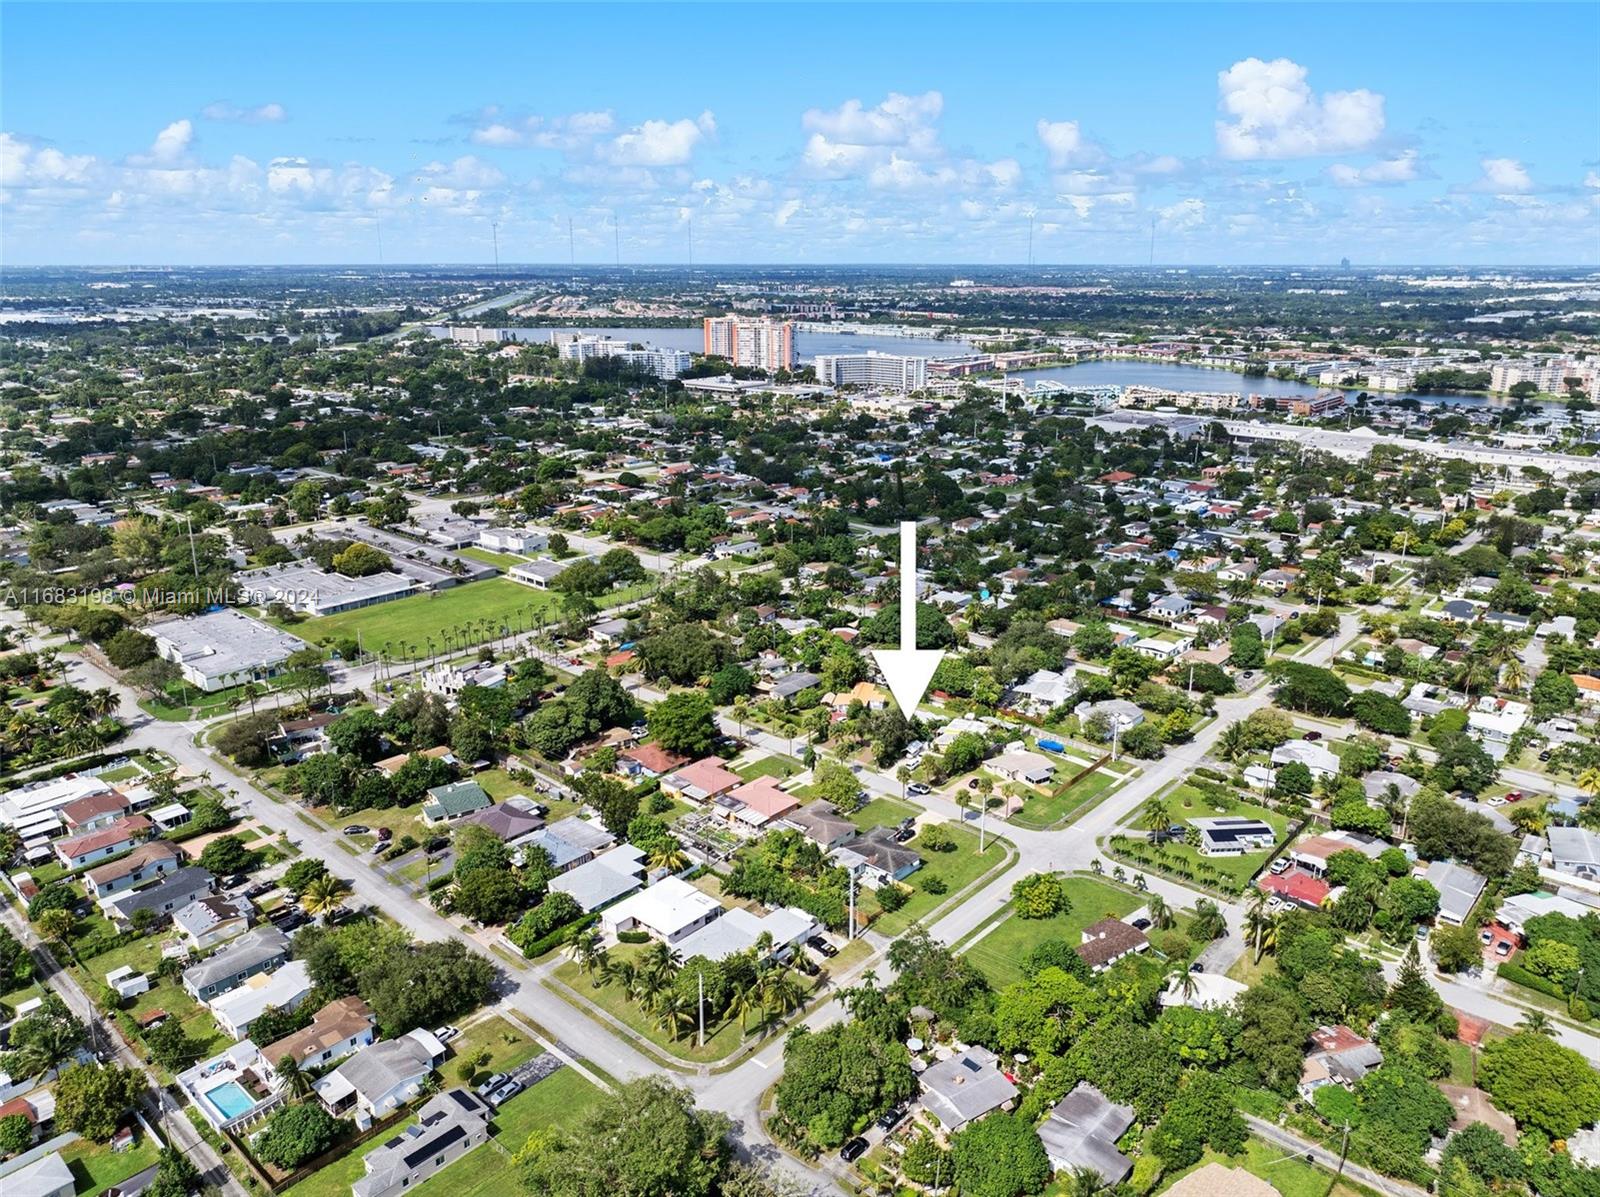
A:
[3,2,1597,265]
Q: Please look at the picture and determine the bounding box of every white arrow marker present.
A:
[872,520,945,717]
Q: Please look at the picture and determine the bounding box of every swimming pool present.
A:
[205,1080,256,1121]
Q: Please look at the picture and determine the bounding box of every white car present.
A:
[1487,795,1508,807]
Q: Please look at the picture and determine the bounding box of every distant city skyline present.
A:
[3,2,1597,266]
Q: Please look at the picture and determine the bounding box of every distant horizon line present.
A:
[5,261,1596,272]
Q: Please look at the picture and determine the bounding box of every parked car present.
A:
[426,837,450,853]
[1189,961,1205,973]
[475,1073,509,1100]
[907,782,931,796]
[343,825,370,836]
[840,1138,869,1163]
[488,1079,522,1107]
[1480,929,1495,943]
[244,882,275,900]
[1505,791,1525,802]
[1131,917,1152,931]
[1416,925,1431,940]
[1495,941,1512,957]
[875,1107,905,1133]
[1270,857,1291,875]
[893,827,916,843]
[1487,795,1508,807]
[1302,731,1322,742]
[434,1025,461,1044]
[808,935,838,958]
[795,956,820,977]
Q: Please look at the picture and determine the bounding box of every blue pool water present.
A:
[205,1080,255,1120]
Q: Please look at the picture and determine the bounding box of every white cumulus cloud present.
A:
[1468,156,1534,193]
[1215,58,1385,160]
[603,112,716,167]
[1036,119,1103,168]
[1328,149,1421,187]
[468,109,615,150]
[149,119,194,163]
[801,91,1015,193]
[0,132,97,189]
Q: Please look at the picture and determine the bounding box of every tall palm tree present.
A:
[1217,721,1249,763]
[567,929,604,978]
[1146,893,1174,931]
[300,874,352,917]
[760,966,806,1030]
[1518,1010,1556,1036]
[654,992,695,1042]
[1143,798,1169,832]
[1169,963,1200,1004]
[276,1054,313,1099]
[1579,765,1600,802]
[87,689,119,720]
[647,842,688,873]
[729,977,762,1037]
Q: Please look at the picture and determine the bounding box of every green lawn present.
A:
[849,795,918,831]
[872,823,1010,938]
[550,941,817,1063]
[407,1069,605,1197]
[1152,1137,1371,1197]
[445,1014,543,1087]
[280,578,566,653]
[280,1113,419,1197]
[962,876,1142,988]
[62,1133,162,1196]
[68,934,233,1079]
[459,546,531,570]
[734,755,803,782]
[1008,766,1118,830]
[1154,785,1291,888]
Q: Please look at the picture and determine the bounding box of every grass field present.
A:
[1155,785,1291,887]
[280,1113,420,1197]
[849,795,918,831]
[734,755,803,782]
[550,940,792,1062]
[963,876,1142,988]
[872,823,1010,937]
[459,546,531,570]
[1151,1138,1371,1197]
[282,578,563,652]
[446,1013,544,1086]
[1009,766,1119,830]
[62,1132,162,1196]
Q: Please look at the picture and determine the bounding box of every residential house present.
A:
[600,877,723,944]
[183,925,291,1001]
[522,817,614,872]
[1037,1083,1136,1186]
[458,795,545,848]
[1258,868,1331,909]
[672,906,820,964]
[548,844,648,912]
[1005,668,1077,716]
[1164,1164,1278,1197]
[173,894,253,950]
[661,757,743,804]
[1147,594,1194,622]
[54,815,151,869]
[352,1088,492,1197]
[831,827,922,889]
[918,1046,1018,1132]
[210,959,313,1040]
[0,1150,75,1197]
[780,801,857,849]
[1425,860,1487,926]
[421,781,492,827]
[260,996,377,1071]
[103,865,214,924]
[84,841,183,899]
[989,750,1056,786]
[1298,1025,1383,1099]
[1191,816,1276,857]
[59,791,132,834]
[1290,831,1389,877]
[1548,826,1600,880]
[1073,699,1144,733]
[1076,918,1149,972]
[618,743,688,780]
[1271,739,1340,780]
[315,1029,448,1128]
[718,776,800,829]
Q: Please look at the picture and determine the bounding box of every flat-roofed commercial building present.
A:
[149,609,311,692]
[235,561,415,617]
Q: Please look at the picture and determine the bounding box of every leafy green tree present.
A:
[198,833,256,876]
[0,1112,33,1157]
[517,1076,730,1197]
[281,857,329,896]
[949,1112,1050,1197]
[253,1102,350,1168]
[53,1063,143,1142]
[1480,1031,1600,1138]
[1010,872,1070,919]
[774,1021,915,1149]
[648,692,718,757]
[144,1148,201,1197]
[1150,1072,1247,1169]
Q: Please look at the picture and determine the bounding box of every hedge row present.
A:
[1497,961,1569,1001]
[515,911,600,959]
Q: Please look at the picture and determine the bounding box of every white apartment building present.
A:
[1491,357,1600,399]
[702,316,795,371]
[553,333,691,379]
[812,351,927,393]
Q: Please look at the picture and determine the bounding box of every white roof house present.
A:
[672,906,819,963]
[1423,860,1487,926]
[209,959,313,1039]
[600,877,722,944]
[990,750,1056,785]
[1271,739,1341,779]
[0,1149,75,1197]
[548,844,647,912]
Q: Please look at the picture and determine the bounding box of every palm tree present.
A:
[1217,720,1249,763]
[276,1054,312,1099]
[648,842,689,872]
[10,1010,80,1079]
[729,977,762,1037]
[300,874,352,917]
[37,908,76,959]
[87,688,119,720]
[1169,963,1200,1005]
[760,966,806,1030]
[1062,1166,1105,1197]
[896,765,913,800]
[1146,893,1174,931]
[567,928,604,977]
[1579,765,1600,802]
[654,992,695,1042]
[1518,1010,1556,1036]
[1247,907,1280,966]
[1143,798,1169,832]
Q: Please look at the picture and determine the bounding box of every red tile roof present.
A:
[1259,869,1330,907]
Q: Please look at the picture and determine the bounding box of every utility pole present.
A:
[183,515,199,578]
[697,969,705,1047]
[847,869,856,941]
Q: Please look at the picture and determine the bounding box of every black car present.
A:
[808,935,838,958]
[1190,961,1205,973]
[875,1107,904,1133]
[840,1138,869,1163]
[1131,917,1152,931]
[343,825,370,836]
[244,882,275,900]
[893,826,916,843]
